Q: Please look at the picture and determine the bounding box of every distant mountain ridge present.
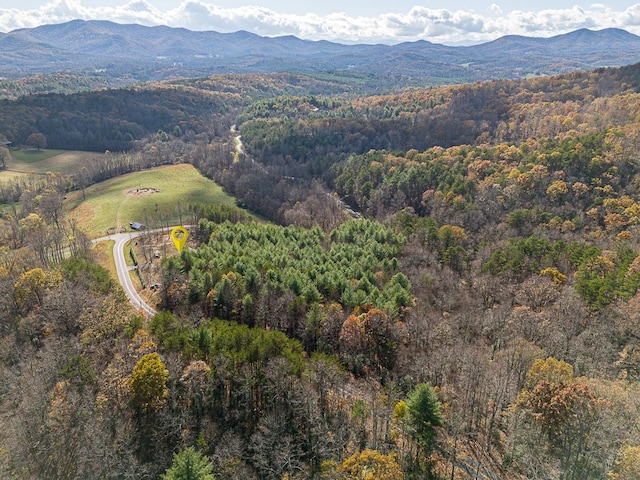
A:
[1,20,640,83]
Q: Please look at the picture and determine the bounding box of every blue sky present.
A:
[1,0,639,45]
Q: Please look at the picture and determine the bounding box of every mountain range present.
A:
[2,20,640,83]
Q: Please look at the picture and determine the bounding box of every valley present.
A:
[1,22,640,480]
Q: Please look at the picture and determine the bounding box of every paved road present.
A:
[96,231,157,317]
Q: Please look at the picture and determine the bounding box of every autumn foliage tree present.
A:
[338,307,398,375]
[525,380,601,445]
[511,357,610,479]
[608,444,640,480]
[26,132,47,150]
[335,449,403,480]
[129,353,170,414]
[13,267,61,310]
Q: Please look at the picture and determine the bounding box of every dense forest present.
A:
[2,63,640,479]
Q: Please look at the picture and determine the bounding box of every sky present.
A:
[1,0,640,45]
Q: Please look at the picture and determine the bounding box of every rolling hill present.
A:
[1,20,639,83]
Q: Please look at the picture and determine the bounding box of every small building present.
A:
[129,222,146,230]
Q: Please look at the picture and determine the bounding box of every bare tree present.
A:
[0,145,10,168]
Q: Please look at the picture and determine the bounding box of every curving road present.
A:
[96,231,157,317]
[113,232,156,316]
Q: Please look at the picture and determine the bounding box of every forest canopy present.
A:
[4,62,640,480]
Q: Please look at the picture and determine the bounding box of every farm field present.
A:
[66,163,240,238]
[0,149,105,180]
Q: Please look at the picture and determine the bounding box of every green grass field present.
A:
[1,149,106,180]
[11,149,67,163]
[66,164,240,238]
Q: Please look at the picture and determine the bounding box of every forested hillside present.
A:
[2,63,640,479]
[4,21,640,84]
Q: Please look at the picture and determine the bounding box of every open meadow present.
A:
[66,163,239,237]
[1,149,105,180]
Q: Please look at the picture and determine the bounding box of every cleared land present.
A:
[1,149,105,180]
[66,163,239,238]
[92,239,116,278]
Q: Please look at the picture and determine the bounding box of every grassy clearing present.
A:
[92,239,116,278]
[1,150,106,178]
[66,164,240,238]
[11,149,67,163]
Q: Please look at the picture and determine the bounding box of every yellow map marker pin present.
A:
[170,226,189,252]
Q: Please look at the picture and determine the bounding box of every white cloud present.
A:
[1,1,640,44]
[487,6,611,38]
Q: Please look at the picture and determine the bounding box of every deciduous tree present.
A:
[608,444,640,480]
[0,145,10,168]
[129,352,169,413]
[13,266,61,310]
[26,132,47,150]
[336,449,403,480]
